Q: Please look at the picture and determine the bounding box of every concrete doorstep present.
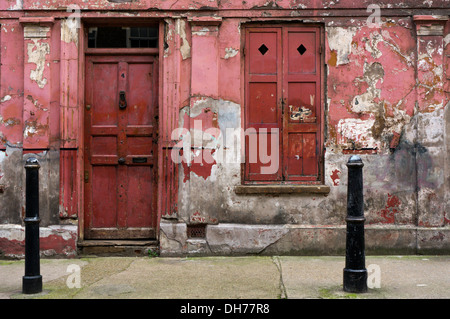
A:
[0,255,449,301]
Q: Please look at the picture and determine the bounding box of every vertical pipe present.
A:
[22,157,42,294]
[343,155,367,293]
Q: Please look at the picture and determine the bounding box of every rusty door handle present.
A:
[118,157,126,165]
[119,91,127,110]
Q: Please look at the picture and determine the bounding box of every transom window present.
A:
[88,26,158,48]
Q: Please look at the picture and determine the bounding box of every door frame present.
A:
[76,19,164,241]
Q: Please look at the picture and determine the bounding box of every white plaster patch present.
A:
[192,28,209,36]
[444,34,450,47]
[23,125,37,138]
[27,39,50,89]
[326,27,357,66]
[351,62,384,113]
[61,19,79,46]
[417,107,444,145]
[224,47,238,59]
[164,19,174,58]
[337,116,379,149]
[364,32,383,59]
[0,224,25,241]
[176,19,191,60]
[0,95,11,103]
[8,0,23,10]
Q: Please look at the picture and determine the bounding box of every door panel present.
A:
[248,30,278,75]
[91,63,118,126]
[247,83,279,125]
[84,55,158,239]
[287,31,316,74]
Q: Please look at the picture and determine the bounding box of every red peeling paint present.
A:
[444,215,450,225]
[182,149,216,182]
[40,234,77,257]
[0,232,77,258]
[190,211,217,224]
[0,1,448,256]
[389,131,401,149]
[428,232,445,242]
[374,193,402,224]
[0,237,24,257]
[330,169,340,186]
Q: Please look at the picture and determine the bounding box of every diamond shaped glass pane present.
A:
[297,44,307,55]
[258,44,269,55]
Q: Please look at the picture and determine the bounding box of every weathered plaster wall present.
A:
[161,13,450,256]
[0,1,449,257]
[0,17,74,258]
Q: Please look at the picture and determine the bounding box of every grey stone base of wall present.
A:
[159,222,450,256]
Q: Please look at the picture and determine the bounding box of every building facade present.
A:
[0,0,449,258]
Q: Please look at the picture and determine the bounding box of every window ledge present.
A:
[234,185,330,195]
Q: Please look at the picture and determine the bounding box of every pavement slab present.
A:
[0,255,449,300]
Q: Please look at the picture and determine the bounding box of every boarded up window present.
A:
[244,26,323,183]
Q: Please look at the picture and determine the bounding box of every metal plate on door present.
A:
[132,157,147,163]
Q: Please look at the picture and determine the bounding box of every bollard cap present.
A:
[346,155,364,168]
[25,157,40,169]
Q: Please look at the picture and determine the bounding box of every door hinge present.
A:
[84,170,89,183]
[319,45,323,54]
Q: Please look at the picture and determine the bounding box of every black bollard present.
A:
[343,155,367,293]
[22,157,42,294]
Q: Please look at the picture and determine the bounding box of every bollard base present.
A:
[343,268,367,293]
[22,275,42,294]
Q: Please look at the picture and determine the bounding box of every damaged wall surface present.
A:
[0,0,449,258]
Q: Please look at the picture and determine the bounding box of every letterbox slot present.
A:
[132,157,147,163]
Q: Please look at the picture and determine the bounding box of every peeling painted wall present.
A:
[0,2,449,258]
[161,11,450,256]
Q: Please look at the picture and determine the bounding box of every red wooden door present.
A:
[84,55,158,239]
[244,26,322,183]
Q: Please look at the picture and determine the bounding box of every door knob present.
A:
[118,157,126,165]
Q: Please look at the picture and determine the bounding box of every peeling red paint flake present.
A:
[40,234,77,257]
[330,169,340,186]
[374,193,402,224]
[429,232,445,242]
[182,149,216,182]
[190,211,217,224]
[0,237,24,257]
[0,228,77,258]
[389,131,401,149]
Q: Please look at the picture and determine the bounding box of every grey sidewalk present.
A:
[1,255,449,299]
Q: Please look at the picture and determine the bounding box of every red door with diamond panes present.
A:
[244,26,323,183]
[84,55,158,239]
